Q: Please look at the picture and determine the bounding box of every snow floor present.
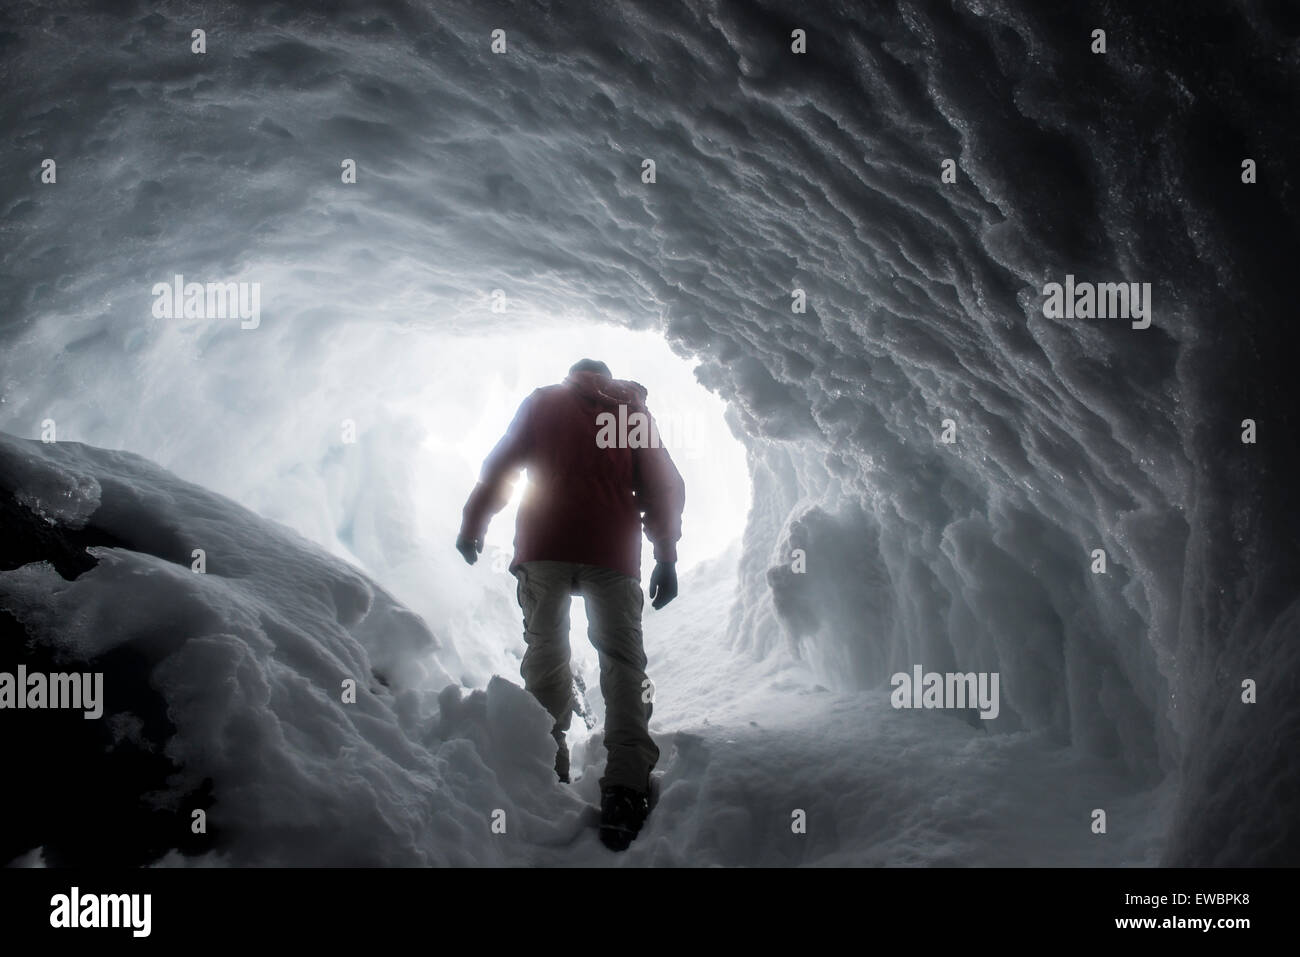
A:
[510,555,1172,867]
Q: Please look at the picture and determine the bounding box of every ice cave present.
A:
[1,0,1297,868]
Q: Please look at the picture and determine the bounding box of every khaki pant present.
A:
[514,560,660,792]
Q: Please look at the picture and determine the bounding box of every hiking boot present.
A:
[599,785,649,851]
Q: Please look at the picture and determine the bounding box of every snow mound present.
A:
[0,432,591,866]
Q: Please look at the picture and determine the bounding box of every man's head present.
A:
[569,358,612,378]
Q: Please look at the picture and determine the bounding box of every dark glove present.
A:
[456,534,483,566]
[648,561,678,610]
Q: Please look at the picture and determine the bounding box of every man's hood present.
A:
[563,370,649,409]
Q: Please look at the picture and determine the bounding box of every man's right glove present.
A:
[648,561,678,610]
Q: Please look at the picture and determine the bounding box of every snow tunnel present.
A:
[0,0,1297,868]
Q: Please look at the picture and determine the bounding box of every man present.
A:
[456,358,686,851]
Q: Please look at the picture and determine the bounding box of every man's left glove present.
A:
[456,534,483,566]
[648,561,678,610]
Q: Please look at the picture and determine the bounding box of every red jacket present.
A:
[460,371,686,580]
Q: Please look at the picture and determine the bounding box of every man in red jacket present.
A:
[456,358,685,851]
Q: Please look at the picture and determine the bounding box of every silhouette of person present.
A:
[457,358,685,850]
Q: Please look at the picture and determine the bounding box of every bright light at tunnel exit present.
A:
[424,323,751,576]
[395,322,750,737]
